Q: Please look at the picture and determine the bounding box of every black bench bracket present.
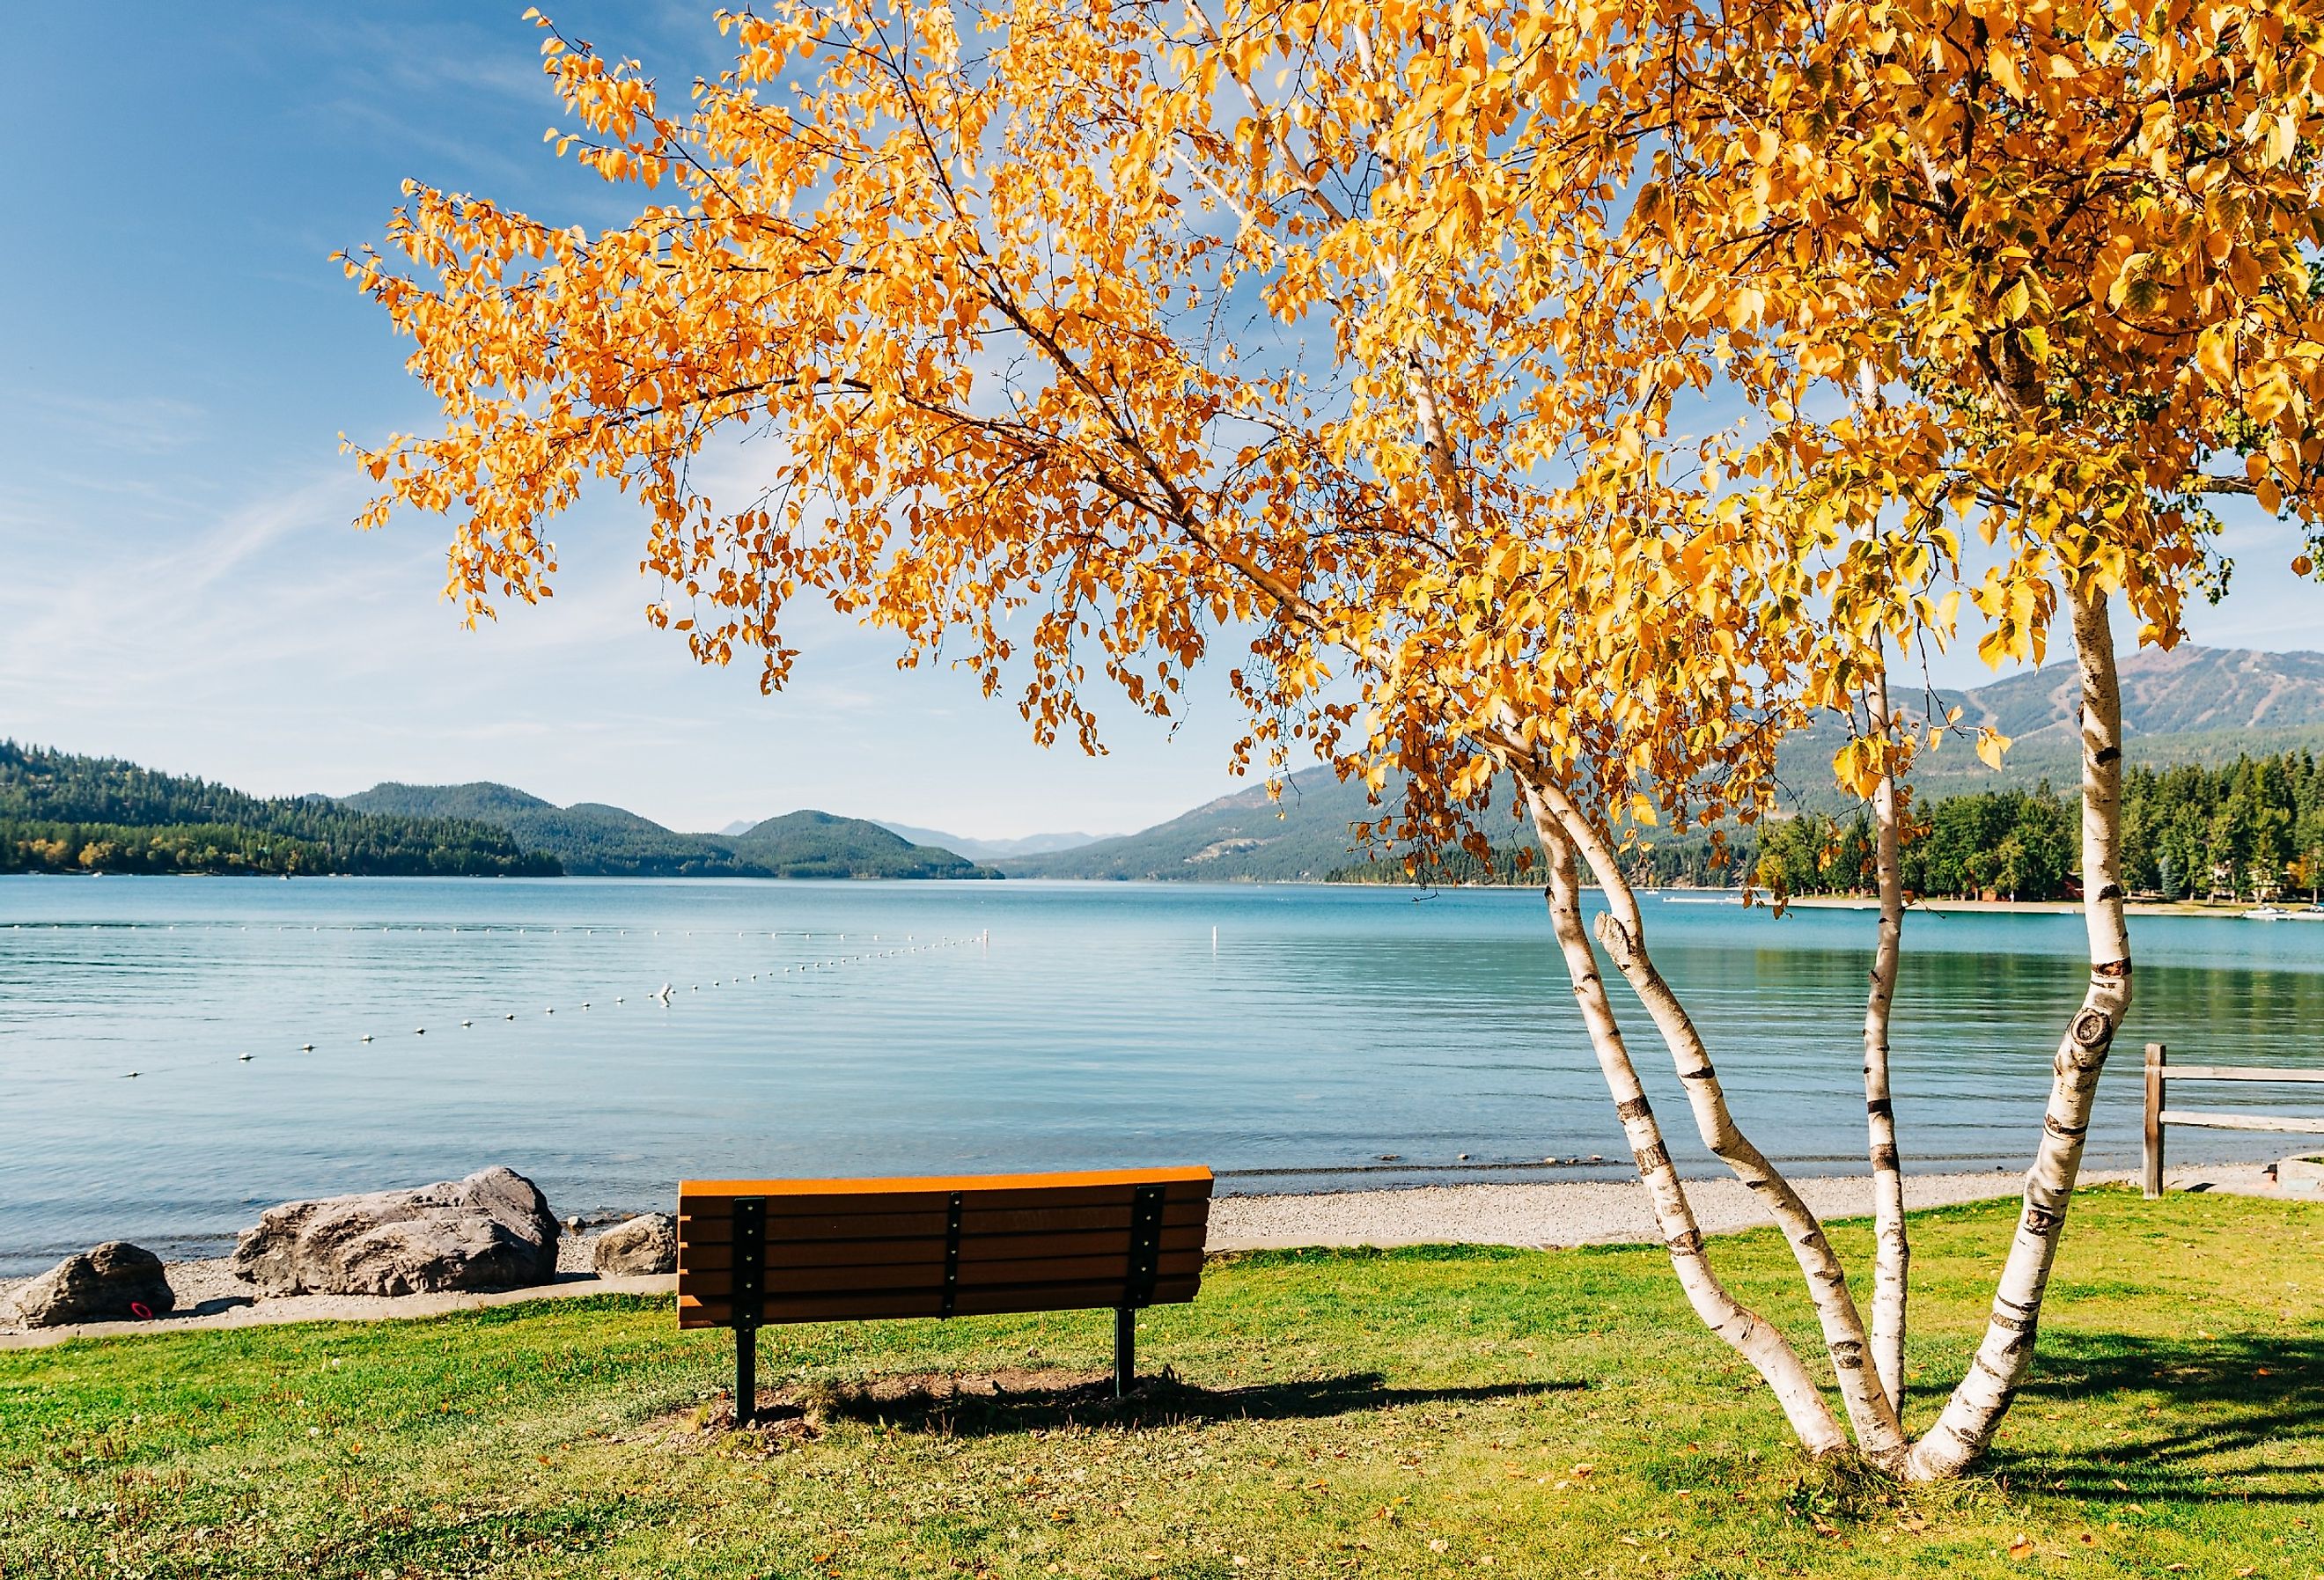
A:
[1115,1183,1167,1396]
[940,1191,964,1318]
[732,1196,766,1426]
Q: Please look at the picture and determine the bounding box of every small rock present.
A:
[9,1242,175,1327]
[592,1213,678,1276]
[231,1166,559,1297]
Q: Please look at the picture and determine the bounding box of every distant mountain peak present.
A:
[1950,644,2324,741]
[871,821,1107,861]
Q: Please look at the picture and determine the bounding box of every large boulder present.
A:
[9,1242,176,1327]
[591,1212,678,1276]
[232,1166,559,1297]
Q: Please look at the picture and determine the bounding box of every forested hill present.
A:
[344,783,999,879]
[346,782,749,877]
[0,743,556,877]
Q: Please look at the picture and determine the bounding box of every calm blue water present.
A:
[2,876,2318,1274]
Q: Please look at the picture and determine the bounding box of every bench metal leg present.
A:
[733,1196,767,1426]
[1114,1306,1135,1398]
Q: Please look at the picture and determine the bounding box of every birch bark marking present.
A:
[1522,774,1907,1464]
[1862,671,1910,1408]
[1525,797,1850,1457]
[1907,582,2133,1480]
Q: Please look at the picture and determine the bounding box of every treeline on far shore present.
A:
[1329,751,2324,905]
[0,743,557,878]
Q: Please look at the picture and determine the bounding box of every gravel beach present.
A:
[3,1162,2287,1351]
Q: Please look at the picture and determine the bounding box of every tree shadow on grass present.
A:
[1994,1329,2324,1504]
[746,1371,1580,1437]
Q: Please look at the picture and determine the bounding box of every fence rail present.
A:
[2143,1041,2324,1197]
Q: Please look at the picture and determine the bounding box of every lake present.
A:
[2,876,2318,1275]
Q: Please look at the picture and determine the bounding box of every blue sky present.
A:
[2,6,2315,838]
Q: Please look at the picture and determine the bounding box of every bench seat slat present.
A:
[680,1248,1206,1299]
[720,1181,1210,1215]
[678,1166,1208,1199]
[679,1275,1203,1330]
[679,1223,1207,1275]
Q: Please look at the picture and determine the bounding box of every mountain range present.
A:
[1002,645,2324,880]
[13,643,2320,884]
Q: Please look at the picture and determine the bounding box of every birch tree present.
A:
[342,0,2324,1477]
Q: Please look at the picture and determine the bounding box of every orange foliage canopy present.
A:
[345,0,2324,849]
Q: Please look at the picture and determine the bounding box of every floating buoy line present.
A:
[13,927,989,1082]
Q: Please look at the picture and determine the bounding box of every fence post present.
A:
[2143,1043,2166,1199]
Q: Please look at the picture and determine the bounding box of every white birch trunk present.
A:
[1522,773,1908,1466]
[1525,797,1852,1457]
[1905,582,2133,1480]
[1862,672,1911,1409]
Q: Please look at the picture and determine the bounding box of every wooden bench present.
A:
[679,1165,1213,1422]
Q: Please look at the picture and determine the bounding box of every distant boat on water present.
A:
[2243,905,2296,921]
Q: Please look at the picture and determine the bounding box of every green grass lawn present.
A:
[2,1187,2318,1578]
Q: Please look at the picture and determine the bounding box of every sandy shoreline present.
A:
[3,1162,2296,1353]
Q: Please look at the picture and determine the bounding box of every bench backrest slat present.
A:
[676,1165,1213,1332]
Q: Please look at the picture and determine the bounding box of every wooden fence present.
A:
[2142,1041,2324,1197]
